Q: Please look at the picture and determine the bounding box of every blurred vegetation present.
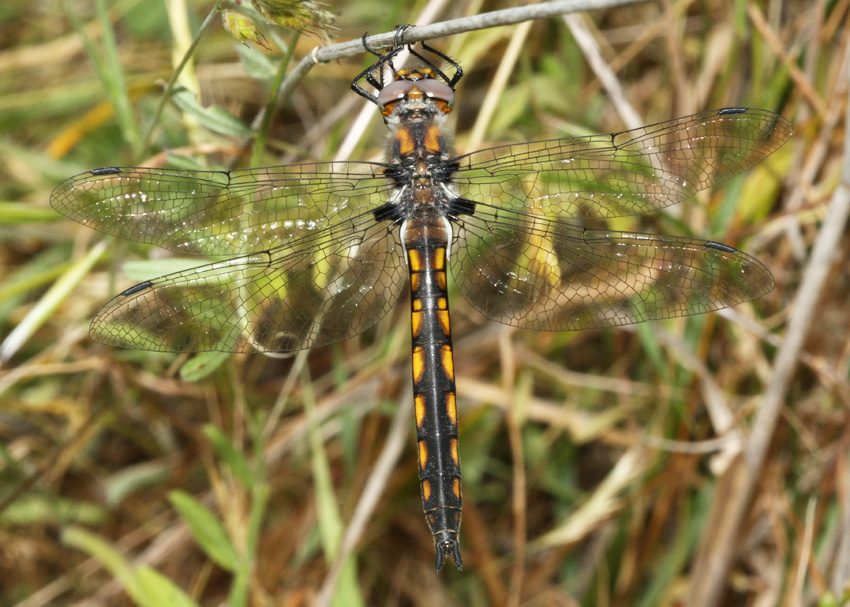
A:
[1,1,848,606]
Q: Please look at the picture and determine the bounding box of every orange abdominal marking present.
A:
[434,247,445,270]
[446,393,457,426]
[415,395,426,429]
[412,346,425,383]
[440,345,454,380]
[437,310,450,336]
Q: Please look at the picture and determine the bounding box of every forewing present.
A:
[452,211,774,331]
[51,164,395,256]
[90,218,406,353]
[451,108,792,220]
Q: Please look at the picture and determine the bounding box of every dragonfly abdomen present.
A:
[403,213,463,571]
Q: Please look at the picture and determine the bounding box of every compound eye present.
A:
[377,80,416,108]
[416,79,454,106]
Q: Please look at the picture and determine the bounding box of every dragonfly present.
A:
[51,36,791,571]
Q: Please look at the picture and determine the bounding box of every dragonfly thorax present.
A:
[384,110,456,213]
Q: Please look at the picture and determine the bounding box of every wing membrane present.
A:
[452,210,773,331]
[90,218,405,352]
[53,108,787,347]
[51,164,395,256]
[451,108,792,220]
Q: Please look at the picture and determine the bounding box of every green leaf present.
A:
[634,320,669,382]
[105,460,172,506]
[168,490,240,571]
[0,249,70,322]
[816,592,838,607]
[203,425,255,489]
[236,42,277,81]
[180,351,232,382]
[162,153,222,171]
[63,527,144,602]
[171,86,252,137]
[0,202,62,224]
[245,481,271,556]
[0,495,105,526]
[135,567,200,607]
[64,527,200,607]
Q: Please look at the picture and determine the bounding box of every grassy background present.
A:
[1,0,848,605]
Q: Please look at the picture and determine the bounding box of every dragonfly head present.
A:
[378,67,455,119]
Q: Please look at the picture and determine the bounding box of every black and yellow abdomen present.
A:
[403,211,463,571]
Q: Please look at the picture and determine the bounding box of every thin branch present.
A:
[320,0,651,60]
[267,0,650,127]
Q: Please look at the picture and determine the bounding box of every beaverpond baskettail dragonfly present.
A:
[51,37,792,571]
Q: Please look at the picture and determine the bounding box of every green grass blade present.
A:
[65,0,141,157]
[203,425,255,490]
[134,567,200,607]
[302,365,364,607]
[140,0,225,154]
[0,240,107,362]
[168,490,240,572]
[62,527,145,603]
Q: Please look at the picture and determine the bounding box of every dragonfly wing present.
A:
[450,108,791,220]
[90,218,405,352]
[451,211,773,331]
[51,164,395,256]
